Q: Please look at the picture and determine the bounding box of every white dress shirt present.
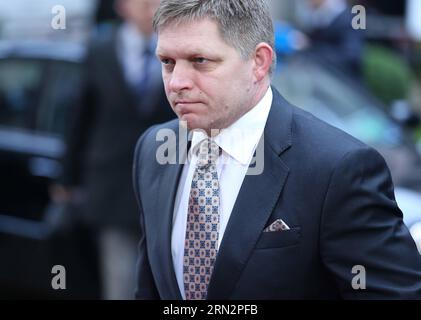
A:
[171,87,273,299]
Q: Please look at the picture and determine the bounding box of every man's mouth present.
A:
[175,101,200,106]
[174,101,201,115]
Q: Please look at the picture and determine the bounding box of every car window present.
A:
[0,57,82,137]
[273,56,405,147]
[0,59,44,130]
[35,60,81,136]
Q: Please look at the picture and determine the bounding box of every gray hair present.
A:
[153,0,276,74]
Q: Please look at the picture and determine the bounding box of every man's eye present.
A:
[161,58,173,65]
[194,57,208,64]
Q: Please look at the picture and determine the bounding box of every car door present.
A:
[0,57,49,220]
[0,54,102,299]
[0,57,80,221]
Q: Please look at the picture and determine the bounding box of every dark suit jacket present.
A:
[61,29,174,230]
[133,88,421,299]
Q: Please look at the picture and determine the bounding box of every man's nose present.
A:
[168,63,193,92]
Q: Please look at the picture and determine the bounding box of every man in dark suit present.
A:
[53,0,173,299]
[133,0,421,299]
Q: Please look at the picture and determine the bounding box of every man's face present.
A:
[156,18,258,134]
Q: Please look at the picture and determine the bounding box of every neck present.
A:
[252,80,271,108]
[240,79,271,121]
[204,80,270,137]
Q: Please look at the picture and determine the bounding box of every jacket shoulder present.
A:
[291,105,368,158]
[134,119,180,163]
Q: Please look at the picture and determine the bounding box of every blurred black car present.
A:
[0,41,100,299]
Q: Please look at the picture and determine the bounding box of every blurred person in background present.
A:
[51,0,173,299]
[298,0,365,78]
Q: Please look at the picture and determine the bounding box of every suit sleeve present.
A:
[133,127,160,299]
[320,146,421,299]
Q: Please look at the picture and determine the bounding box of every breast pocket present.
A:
[255,227,301,249]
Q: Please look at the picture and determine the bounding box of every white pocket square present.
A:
[263,219,290,232]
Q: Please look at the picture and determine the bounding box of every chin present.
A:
[180,114,206,132]
[187,122,205,132]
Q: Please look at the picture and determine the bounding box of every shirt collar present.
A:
[190,87,273,165]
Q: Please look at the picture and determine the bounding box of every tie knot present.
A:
[197,139,219,169]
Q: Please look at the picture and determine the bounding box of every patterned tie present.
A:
[183,139,220,300]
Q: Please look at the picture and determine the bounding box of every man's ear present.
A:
[253,43,274,81]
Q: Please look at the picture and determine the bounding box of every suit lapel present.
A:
[148,124,189,299]
[207,88,293,299]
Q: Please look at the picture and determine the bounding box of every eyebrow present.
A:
[156,47,215,58]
